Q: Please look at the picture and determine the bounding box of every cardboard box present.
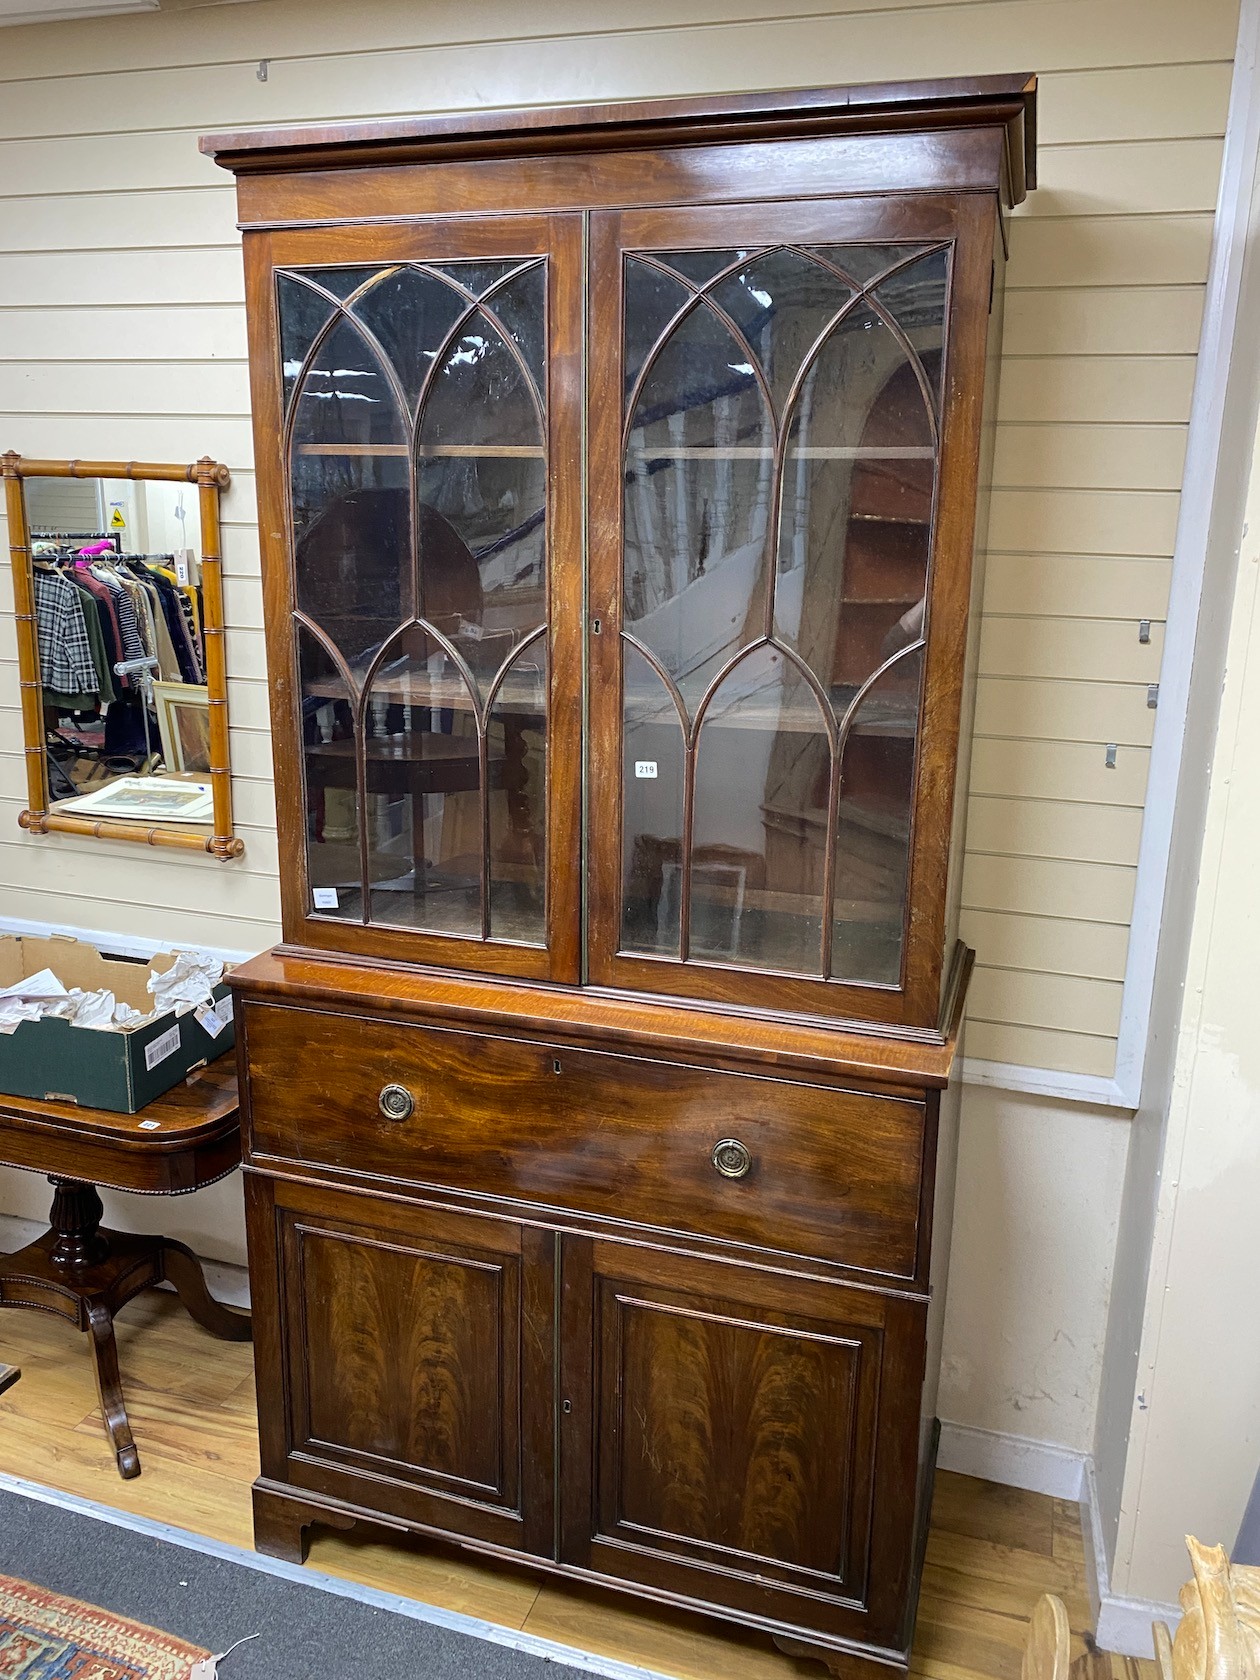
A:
[0,935,234,1113]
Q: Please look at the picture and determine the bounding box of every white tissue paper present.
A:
[0,968,67,1034]
[0,966,153,1034]
[147,949,225,1017]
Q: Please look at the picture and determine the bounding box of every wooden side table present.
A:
[0,1059,250,1478]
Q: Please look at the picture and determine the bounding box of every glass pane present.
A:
[298,625,362,921]
[775,302,935,699]
[363,626,482,937]
[289,314,411,673]
[808,244,932,289]
[624,301,774,716]
[278,275,334,413]
[690,644,830,973]
[349,267,468,416]
[623,259,692,407]
[307,265,389,301]
[483,261,547,403]
[833,646,923,984]
[417,296,546,695]
[709,248,853,417]
[488,638,547,944]
[433,260,527,298]
[873,248,949,411]
[654,249,751,287]
[620,642,686,958]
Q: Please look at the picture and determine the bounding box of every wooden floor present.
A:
[0,1292,1151,1680]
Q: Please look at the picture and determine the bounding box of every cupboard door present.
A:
[587,196,995,1027]
[261,214,582,981]
[265,1177,555,1555]
[560,1238,926,1644]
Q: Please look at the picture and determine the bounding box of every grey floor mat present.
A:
[0,1484,612,1680]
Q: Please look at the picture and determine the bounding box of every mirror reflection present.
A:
[26,476,214,826]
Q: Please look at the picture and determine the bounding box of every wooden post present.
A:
[195,457,242,861]
[1,451,50,834]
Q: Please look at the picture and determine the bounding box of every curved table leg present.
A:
[162,1241,252,1342]
[86,1302,140,1480]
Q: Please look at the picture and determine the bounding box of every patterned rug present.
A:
[0,1573,207,1679]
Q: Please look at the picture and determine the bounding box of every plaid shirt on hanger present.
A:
[33,568,98,696]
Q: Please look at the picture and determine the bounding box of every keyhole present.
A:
[562,1399,573,1414]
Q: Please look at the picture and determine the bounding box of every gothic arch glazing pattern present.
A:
[619,242,949,984]
[278,259,549,944]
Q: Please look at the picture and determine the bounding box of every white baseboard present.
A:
[938,1420,1087,1499]
[1080,1455,1180,1660]
[0,1212,251,1309]
[0,913,257,969]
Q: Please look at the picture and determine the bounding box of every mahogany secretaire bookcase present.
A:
[204,74,1036,1676]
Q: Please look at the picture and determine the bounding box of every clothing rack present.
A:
[32,529,123,554]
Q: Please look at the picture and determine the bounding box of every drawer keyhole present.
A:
[712,1138,752,1180]
[378,1083,415,1122]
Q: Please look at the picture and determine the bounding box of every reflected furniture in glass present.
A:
[207,75,1035,1677]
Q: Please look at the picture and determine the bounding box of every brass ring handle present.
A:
[378,1083,415,1122]
[711,1138,752,1180]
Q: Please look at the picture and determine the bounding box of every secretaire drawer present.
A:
[242,1003,927,1280]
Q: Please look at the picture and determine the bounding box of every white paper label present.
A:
[634,761,658,779]
[312,887,340,910]
[195,1002,228,1040]
[217,993,234,1024]
[138,1119,162,1131]
[175,549,193,586]
[145,1023,181,1071]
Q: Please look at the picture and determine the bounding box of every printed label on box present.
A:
[312,887,339,910]
[144,1023,181,1071]
[195,1002,228,1039]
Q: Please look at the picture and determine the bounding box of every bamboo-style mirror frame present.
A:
[0,453,243,861]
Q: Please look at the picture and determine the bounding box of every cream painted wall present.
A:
[939,1087,1131,1454]
[1100,401,1260,1609]
[0,0,1238,1466]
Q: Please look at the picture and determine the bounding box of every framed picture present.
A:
[56,775,215,824]
[153,681,212,774]
[656,860,747,958]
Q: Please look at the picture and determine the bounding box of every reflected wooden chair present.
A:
[1023,1594,1072,1680]
[1022,1539,1260,1680]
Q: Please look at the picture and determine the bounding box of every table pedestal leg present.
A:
[0,1176,252,1478]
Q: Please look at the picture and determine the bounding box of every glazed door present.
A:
[260,214,582,980]
[587,196,995,1027]
[261,1177,556,1556]
[558,1237,927,1644]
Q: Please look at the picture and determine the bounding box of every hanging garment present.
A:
[151,564,204,676]
[33,567,97,697]
[148,571,201,683]
[90,566,146,664]
[68,576,117,705]
[74,569,127,686]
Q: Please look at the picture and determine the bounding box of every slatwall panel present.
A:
[0,0,1239,1070]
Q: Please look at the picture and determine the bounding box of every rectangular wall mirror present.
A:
[1,454,243,860]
